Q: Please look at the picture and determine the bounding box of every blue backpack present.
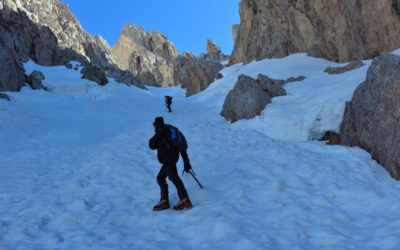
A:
[166,124,188,151]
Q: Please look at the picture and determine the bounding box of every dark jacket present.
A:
[149,125,179,164]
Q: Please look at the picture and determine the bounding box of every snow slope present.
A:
[1,54,400,250]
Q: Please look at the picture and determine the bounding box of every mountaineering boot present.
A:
[173,198,192,210]
[153,200,170,211]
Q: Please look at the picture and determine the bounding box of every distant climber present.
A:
[149,117,192,210]
[164,95,172,112]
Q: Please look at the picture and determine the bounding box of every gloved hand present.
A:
[153,121,165,136]
[184,162,192,173]
[154,126,162,135]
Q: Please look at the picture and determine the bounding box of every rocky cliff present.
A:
[173,52,223,97]
[112,24,225,95]
[0,7,28,92]
[1,0,224,97]
[112,24,179,87]
[0,0,144,93]
[18,0,115,66]
[230,0,400,64]
[339,53,400,179]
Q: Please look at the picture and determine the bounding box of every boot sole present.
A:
[173,205,193,210]
[153,206,170,211]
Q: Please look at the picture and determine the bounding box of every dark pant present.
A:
[167,103,172,112]
[157,162,188,201]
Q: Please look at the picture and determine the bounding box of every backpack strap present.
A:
[170,127,177,139]
[165,124,177,142]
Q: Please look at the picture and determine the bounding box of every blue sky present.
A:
[60,0,241,56]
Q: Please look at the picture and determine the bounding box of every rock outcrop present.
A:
[339,53,400,179]
[173,52,223,97]
[26,70,45,90]
[320,131,341,145]
[0,0,144,93]
[199,40,229,63]
[230,0,400,65]
[0,93,11,101]
[221,75,272,123]
[324,61,365,75]
[112,24,179,87]
[81,64,108,86]
[221,74,292,122]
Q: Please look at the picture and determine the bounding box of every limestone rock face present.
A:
[207,39,221,55]
[232,24,239,44]
[230,0,400,64]
[112,27,226,94]
[173,52,223,97]
[221,74,289,122]
[0,0,144,92]
[1,0,222,95]
[339,53,400,179]
[112,23,227,94]
[17,0,116,66]
[25,0,145,88]
[0,3,59,91]
[199,40,229,63]
[112,24,179,87]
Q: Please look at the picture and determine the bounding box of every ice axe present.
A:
[183,169,204,189]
